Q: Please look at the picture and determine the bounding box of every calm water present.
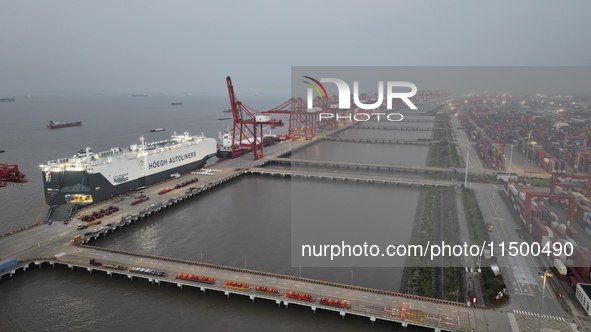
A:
[0,94,432,331]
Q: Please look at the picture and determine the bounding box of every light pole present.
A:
[524,133,531,178]
[244,256,247,269]
[529,141,536,184]
[200,250,203,263]
[464,143,469,188]
[538,270,553,332]
[351,271,353,285]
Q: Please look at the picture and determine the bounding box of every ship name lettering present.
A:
[149,159,168,169]
[169,151,197,164]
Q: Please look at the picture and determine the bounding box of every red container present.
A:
[575,202,586,227]
[574,249,591,278]
[571,266,583,278]
[551,266,567,281]
[554,226,567,239]
[535,222,548,244]
[568,275,579,291]
[566,225,579,241]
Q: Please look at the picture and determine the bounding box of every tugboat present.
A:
[47,121,82,129]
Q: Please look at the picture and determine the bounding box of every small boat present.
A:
[222,107,231,113]
[0,150,5,153]
[132,94,148,97]
[150,128,165,132]
[171,102,182,105]
[218,117,232,120]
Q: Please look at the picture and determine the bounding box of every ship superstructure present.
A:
[41,132,216,206]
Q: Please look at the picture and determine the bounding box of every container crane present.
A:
[480,141,506,157]
[523,192,575,226]
[574,150,591,172]
[549,173,591,197]
[0,163,27,187]
[226,76,284,160]
[563,128,589,149]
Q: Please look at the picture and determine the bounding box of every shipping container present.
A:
[566,225,579,241]
[574,249,591,278]
[541,236,551,251]
[566,237,580,252]
[568,275,579,291]
[0,258,17,273]
[554,259,567,276]
[554,225,567,239]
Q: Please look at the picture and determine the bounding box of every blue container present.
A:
[0,258,17,273]
[566,237,580,251]
[532,219,539,235]
[540,206,548,216]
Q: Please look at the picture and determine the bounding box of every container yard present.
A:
[504,177,591,290]
[457,95,591,175]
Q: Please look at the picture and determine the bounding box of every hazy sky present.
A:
[1,1,590,94]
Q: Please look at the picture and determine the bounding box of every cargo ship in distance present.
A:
[0,98,15,102]
[132,94,148,97]
[47,121,82,129]
[41,132,217,207]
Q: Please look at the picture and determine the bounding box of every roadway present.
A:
[469,183,575,331]
[13,243,516,332]
[265,158,456,173]
[250,167,455,187]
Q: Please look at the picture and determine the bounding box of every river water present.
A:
[0,93,433,331]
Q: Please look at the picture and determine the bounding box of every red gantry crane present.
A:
[523,192,576,226]
[0,163,27,187]
[226,77,284,160]
[550,173,591,197]
[563,128,589,148]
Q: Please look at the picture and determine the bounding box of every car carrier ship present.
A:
[41,132,217,208]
